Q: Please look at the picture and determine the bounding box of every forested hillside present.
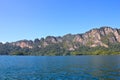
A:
[0,27,120,55]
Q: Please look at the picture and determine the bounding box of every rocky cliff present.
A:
[10,27,120,51]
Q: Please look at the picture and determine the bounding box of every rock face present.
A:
[10,27,120,50]
[12,40,33,48]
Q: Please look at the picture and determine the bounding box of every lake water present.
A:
[0,56,120,80]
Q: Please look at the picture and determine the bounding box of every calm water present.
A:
[0,56,120,80]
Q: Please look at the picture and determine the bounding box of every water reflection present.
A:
[0,56,120,80]
[89,56,120,80]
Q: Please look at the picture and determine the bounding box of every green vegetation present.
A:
[1,27,120,56]
[0,42,120,56]
[70,43,120,55]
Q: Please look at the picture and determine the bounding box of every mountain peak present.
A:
[1,26,120,55]
[4,26,120,50]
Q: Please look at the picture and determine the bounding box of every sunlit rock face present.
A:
[12,40,33,48]
[10,27,120,50]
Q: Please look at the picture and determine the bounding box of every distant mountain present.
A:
[11,26,120,49]
[1,26,120,55]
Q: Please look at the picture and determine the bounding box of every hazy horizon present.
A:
[0,0,120,42]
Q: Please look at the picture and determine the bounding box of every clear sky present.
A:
[0,0,120,42]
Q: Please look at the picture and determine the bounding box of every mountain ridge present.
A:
[9,26,120,49]
[0,26,120,55]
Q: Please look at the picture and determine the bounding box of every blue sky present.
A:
[0,0,120,42]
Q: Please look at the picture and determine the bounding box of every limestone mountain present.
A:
[10,26,120,51]
[1,26,120,55]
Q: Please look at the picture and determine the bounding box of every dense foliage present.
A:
[1,27,120,56]
[0,43,120,56]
